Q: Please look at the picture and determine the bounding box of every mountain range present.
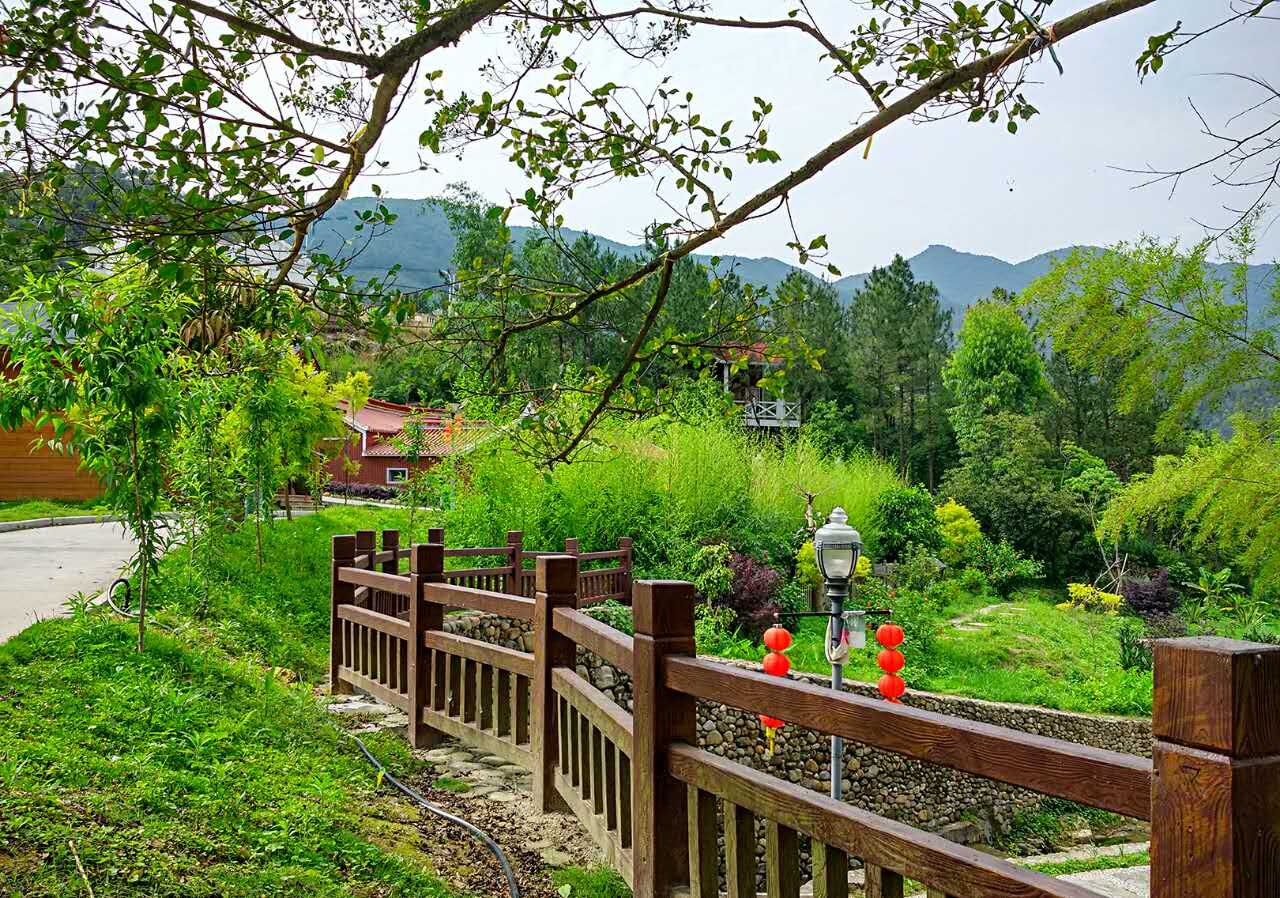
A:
[311,197,1275,322]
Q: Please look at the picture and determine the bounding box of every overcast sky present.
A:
[352,1,1278,273]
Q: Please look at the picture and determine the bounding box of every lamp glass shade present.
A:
[814,507,862,583]
[845,610,867,649]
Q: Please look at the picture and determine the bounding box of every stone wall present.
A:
[442,611,1152,844]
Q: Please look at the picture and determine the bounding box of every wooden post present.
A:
[1150,636,1280,898]
[632,580,697,898]
[619,537,634,604]
[329,534,356,695]
[355,529,375,572]
[533,554,578,813]
[427,526,444,545]
[506,530,524,595]
[409,542,445,749]
[381,529,399,575]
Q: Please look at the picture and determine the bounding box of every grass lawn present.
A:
[713,586,1154,716]
[0,507,460,897]
[0,497,109,523]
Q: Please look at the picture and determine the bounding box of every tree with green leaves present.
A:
[847,255,952,484]
[0,266,187,650]
[0,0,1199,460]
[943,293,1048,443]
[1023,215,1280,592]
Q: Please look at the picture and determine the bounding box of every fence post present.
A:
[381,529,399,575]
[632,580,697,898]
[409,542,445,749]
[329,534,356,695]
[428,526,444,545]
[532,554,578,813]
[355,529,375,571]
[619,537,634,603]
[506,530,524,595]
[1150,636,1280,898]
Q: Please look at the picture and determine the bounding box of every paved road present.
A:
[0,522,136,642]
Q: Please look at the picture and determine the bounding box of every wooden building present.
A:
[324,398,486,486]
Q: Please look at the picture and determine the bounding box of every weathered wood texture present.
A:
[632,580,697,898]
[533,555,579,813]
[663,655,1152,819]
[1150,638,1280,898]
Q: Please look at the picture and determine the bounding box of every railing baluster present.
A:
[687,787,718,898]
[496,668,511,738]
[724,800,756,898]
[462,658,477,723]
[480,663,494,731]
[604,740,619,832]
[618,751,632,849]
[864,863,904,898]
[766,821,800,898]
[591,725,605,816]
[570,705,582,789]
[811,842,849,898]
[516,674,530,746]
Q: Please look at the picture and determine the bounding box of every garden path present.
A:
[327,693,606,898]
[0,522,135,642]
[946,601,1025,633]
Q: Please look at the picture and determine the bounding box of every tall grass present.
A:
[442,417,901,575]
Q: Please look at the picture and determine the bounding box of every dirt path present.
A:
[328,695,607,898]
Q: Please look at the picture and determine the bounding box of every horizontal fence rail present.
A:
[329,528,1280,898]
[663,656,1153,820]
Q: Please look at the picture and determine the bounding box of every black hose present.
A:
[343,728,522,898]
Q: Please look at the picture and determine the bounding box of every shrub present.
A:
[584,600,634,635]
[861,577,938,667]
[324,482,400,501]
[795,540,821,591]
[1060,583,1123,615]
[872,485,942,562]
[1120,567,1179,617]
[935,498,982,567]
[722,552,783,635]
[898,543,944,592]
[686,543,734,602]
[1117,619,1153,672]
[956,566,991,596]
[778,578,810,615]
[968,538,1042,596]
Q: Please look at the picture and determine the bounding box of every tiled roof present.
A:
[361,424,490,458]
[338,398,451,434]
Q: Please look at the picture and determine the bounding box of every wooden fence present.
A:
[330,529,1280,898]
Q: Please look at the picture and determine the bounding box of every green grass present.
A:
[1025,851,1149,876]
[431,776,472,793]
[551,866,631,898]
[0,497,108,522]
[0,507,461,898]
[712,586,1154,716]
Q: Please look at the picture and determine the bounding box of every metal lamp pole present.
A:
[813,507,862,801]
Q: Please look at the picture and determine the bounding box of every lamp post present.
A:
[813,507,862,800]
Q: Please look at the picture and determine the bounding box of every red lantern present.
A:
[763,626,792,652]
[877,648,905,674]
[759,714,784,729]
[762,651,791,678]
[876,622,904,648]
[878,673,906,701]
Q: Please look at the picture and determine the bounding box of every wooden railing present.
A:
[331,529,1280,898]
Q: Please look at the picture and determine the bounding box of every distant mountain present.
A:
[312,197,1275,322]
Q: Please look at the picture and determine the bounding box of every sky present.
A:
[350,1,1279,273]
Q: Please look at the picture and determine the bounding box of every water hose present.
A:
[342,727,522,898]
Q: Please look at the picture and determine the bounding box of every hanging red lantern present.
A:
[762,651,791,677]
[759,714,785,729]
[876,622,904,648]
[876,622,907,702]
[878,673,906,701]
[763,626,792,652]
[877,648,905,674]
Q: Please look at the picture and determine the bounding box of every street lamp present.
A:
[814,507,862,800]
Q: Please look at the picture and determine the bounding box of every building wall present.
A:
[324,451,439,486]
[0,423,101,501]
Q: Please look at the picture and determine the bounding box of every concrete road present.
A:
[0,522,136,642]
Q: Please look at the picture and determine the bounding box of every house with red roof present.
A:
[325,398,485,486]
